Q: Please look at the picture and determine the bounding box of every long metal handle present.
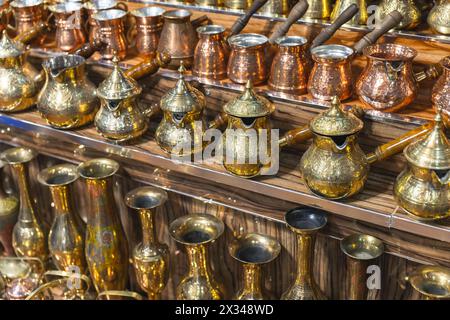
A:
[229,0,270,36]
[124,52,171,80]
[71,39,105,58]
[269,0,309,44]
[13,21,48,44]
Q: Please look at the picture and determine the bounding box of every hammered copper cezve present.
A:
[93,8,128,60]
[130,6,165,58]
[432,56,450,121]
[49,2,86,52]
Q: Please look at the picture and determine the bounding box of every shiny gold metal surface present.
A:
[157,9,198,69]
[432,56,450,120]
[1,147,47,262]
[224,0,252,10]
[77,158,128,293]
[405,265,450,300]
[282,207,327,300]
[0,0,10,34]
[94,9,128,60]
[5,277,37,299]
[169,214,226,300]
[394,110,450,221]
[130,6,165,58]
[330,0,367,25]
[229,233,280,300]
[37,164,86,274]
[195,0,224,6]
[260,0,289,15]
[49,2,86,52]
[376,0,420,30]
[0,30,42,112]
[156,62,206,156]
[9,0,46,45]
[428,0,450,35]
[356,43,441,112]
[221,80,274,177]
[0,160,19,256]
[97,290,144,300]
[193,25,229,80]
[37,54,99,129]
[125,186,169,300]
[303,0,331,19]
[227,33,269,85]
[340,234,384,300]
[0,256,33,281]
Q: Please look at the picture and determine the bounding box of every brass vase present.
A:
[375,0,421,30]
[330,0,367,25]
[125,186,169,300]
[428,0,450,35]
[169,214,226,300]
[77,158,129,293]
[37,164,86,274]
[229,233,280,300]
[1,147,47,262]
[405,266,450,300]
[0,160,19,256]
[281,207,327,300]
[340,234,384,300]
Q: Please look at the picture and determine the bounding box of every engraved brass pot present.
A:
[428,0,450,35]
[375,0,420,30]
[394,111,450,221]
[405,266,450,300]
[130,6,165,58]
[49,2,86,52]
[282,207,327,300]
[330,0,367,25]
[9,0,46,45]
[259,0,290,15]
[356,44,441,113]
[0,160,18,257]
[1,147,47,262]
[94,9,128,60]
[432,56,450,120]
[224,0,251,9]
[169,213,226,300]
[303,0,331,19]
[37,164,86,274]
[77,158,129,293]
[340,234,384,300]
[229,233,280,300]
[125,186,169,300]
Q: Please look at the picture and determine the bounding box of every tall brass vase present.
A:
[0,160,19,256]
[125,186,169,300]
[1,147,47,262]
[77,158,129,293]
[37,164,86,274]
[169,214,226,300]
[281,208,327,300]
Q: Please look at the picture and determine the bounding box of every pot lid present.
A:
[310,96,363,136]
[160,62,205,113]
[97,56,142,100]
[0,30,24,59]
[223,80,274,118]
[404,110,450,170]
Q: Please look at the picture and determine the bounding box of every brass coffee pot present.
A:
[394,110,450,221]
[404,266,450,300]
[376,0,421,30]
[169,213,226,300]
[330,0,368,25]
[229,233,280,300]
[95,53,171,142]
[303,0,331,20]
[125,186,169,300]
[0,160,18,257]
[428,0,450,35]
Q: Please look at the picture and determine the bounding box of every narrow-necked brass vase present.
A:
[394,110,450,221]
[49,2,86,52]
[0,160,18,256]
[330,0,367,25]
[221,80,275,177]
[125,186,169,300]
[340,234,384,300]
[432,56,450,120]
[229,233,281,300]
[428,0,450,35]
[282,207,327,300]
[0,30,42,112]
[405,266,450,300]
[77,158,128,293]
[37,164,86,274]
[156,62,206,156]
[376,0,420,30]
[1,148,47,262]
[169,214,226,300]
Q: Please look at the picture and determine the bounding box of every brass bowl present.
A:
[229,233,281,265]
[169,214,224,245]
[340,234,384,260]
[125,186,168,210]
[407,266,450,299]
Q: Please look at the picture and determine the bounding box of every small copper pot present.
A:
[130,6,165,58]
[308,44,354,101]
[227,33,269,85]
[269,36,308,95]
[432,56,450,120]
[93,8,128,60]
[193,25,229,80]
[356,43,441,112]
[10,0,46,44]
[0,0,10,33]
[50,2,86,52]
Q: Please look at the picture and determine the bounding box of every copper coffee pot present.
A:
[9,0,46,45]
[129,6,165,58]
[432,56,450,121]
[49,2,86,52]
[93,8,128,60]
[307,11,403,101]
[356,43,442,113]
[0,0,11,33]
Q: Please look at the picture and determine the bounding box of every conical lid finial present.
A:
[0,30,24,59]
